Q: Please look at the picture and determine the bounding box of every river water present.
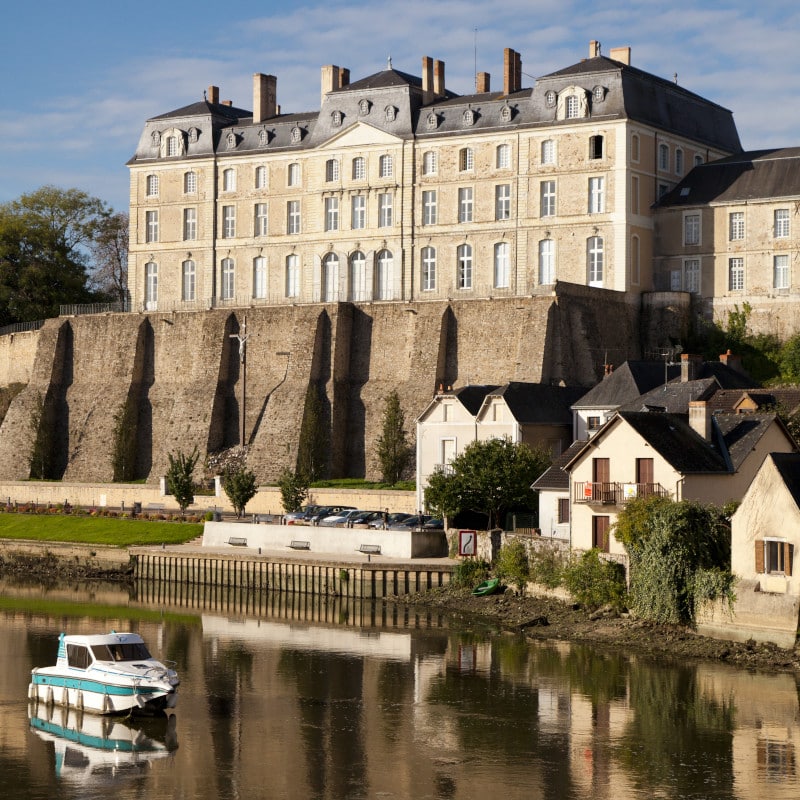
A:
[0,578,798,800]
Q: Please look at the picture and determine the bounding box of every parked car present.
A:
[387,514,437,530]
[318,509,365,527]
[284,505,321,525]
[368,512,411,529]
[307,505,356,525]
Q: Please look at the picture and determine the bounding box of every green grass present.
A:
[0,514,202,547]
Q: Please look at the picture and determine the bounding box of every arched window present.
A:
[253,257,267,299]
[496,144,510,169]
[675,148,684,176]
[166,136,178,157]
[222,168,236,192]
[221,258,235,300]
[255,166,267,189]
[494,242,510,288]
[182,260,196,302]
[285,254,299,298]
[587,237,604,287]
[287,162,300,186]
[375,250,393,300]
[145,262,158,310]
[146,174,159,196]
[421,247,436,291]
[422,151,437,175]
[459,148,474,172]
[321,253,339,302]
[379,155,393,178]
[349,251,367,302]
[352,157,366,180]
[565,96,580,119]
[539,239,555,285]
[541,139,555,165]
[325,159,339,182]
[184,171,197,194]
[658,143,669,171]
[457,244,473,289]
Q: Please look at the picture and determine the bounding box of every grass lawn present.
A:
[0,514,202,547]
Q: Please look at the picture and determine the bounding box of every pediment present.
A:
[320,121,403,149]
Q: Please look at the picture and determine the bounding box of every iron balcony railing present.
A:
[573,481,671,505]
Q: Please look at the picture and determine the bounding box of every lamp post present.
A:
[230,316,250,447]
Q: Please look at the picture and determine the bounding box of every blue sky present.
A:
[2,0,799,213]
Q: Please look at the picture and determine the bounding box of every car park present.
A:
[368,512,412,529]
[284,505,321,524]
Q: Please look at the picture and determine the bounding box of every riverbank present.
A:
[390,585,800,674]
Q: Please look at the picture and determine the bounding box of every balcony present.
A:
[573,482,670,506]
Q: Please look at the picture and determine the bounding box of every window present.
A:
[775,209,790,238]
[325,159,339,182]
[287,200,300,234]
[181,260,195,302]
[684,258,700,293]
[675,148,684,175]
[631,235,641,286]
[255,166,267,189]
[221,258,235,300]
[459,148,474,172]
[145,262,158,309]
[658,143,669,171]
[223,168,236,192]
[631,134,640,162]
[253,203,268,237]
[324,197,339,231]
[422,190,437,225]
[253,257,267,299]
[349,251,367,301]
[539,239,555,284]
[379,154,393,178]
[729,211,745,241]
[222,205,235,238]
[457,244,473,289]
[145,210,158,243]
[184,171,197,194]
[166,136,178,157]
[352,156,366,180]
[496,144,510,169]
[146,174,159,196]
[728,257,744,290]
[589,135,603,160]
[631,176,640,214]
[495,184,511,220]
[540,180,556,217]
[587,416,601,431]
[494,242,509,288]
[565,95,580,119]
[458,187,473,223]
[351,194,366,229]
[774,254,790,289]
[658,183,669,199]
[183,208,197,240]
[587,236,604,286]
[375,250,393,300]
[541,139,555,165]
[592,515,610,552]
[694,154,704,167]
[759,539,792,575]
[285,254,299,297]
[321,252,339,301]
[684,213,700,245]
[378,193,392,227]
[588,177,605,213]
[557,498,570,524]
[287,163,300,186]
[422,150,437,175]
[421,246,436,290]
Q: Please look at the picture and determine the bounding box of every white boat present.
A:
[29,631,179,715]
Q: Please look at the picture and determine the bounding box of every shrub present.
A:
[494,539,530,592]
[453,558,491,588]
[562,549,627,611]
[529,543,566,589]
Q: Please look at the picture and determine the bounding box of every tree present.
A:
[278,468,308,513]
[166,447,200,515]
[376,389,412,484]
[111,399,138,482]
[424,437,551,529]
[223,466,258,518]
[296,383,328,481]
[0,186,112,324]
[90,211,129,305]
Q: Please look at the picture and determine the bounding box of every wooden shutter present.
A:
[558,498,570,524]
[754,540,764,574]
[785,542,793,577]
[636,458,654,485]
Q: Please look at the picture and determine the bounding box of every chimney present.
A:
[253,73,277,123]
[338,68,350,89]
[422,56,434,104]
[503,48,521,95]
[208,85,219,105]
[433,59,445,98]
[589,40,601,58]
[222,100,232,107]
[689,400,712,441]
[680,353,703,382]
[609,46,631,65]
[476,72,490,93]
[321,65,340,104]
[720,349,745,375]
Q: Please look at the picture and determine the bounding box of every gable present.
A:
[319,121,403,149]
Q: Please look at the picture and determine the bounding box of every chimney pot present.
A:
[422,56,434,104]
[680,353,703,382]
[433,59,445,98]
[208,85,219,105]
[609,46,631,65]
[476,71,491,93]
[689,400,712,441]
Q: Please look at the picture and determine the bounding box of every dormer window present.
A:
[566,96,579,119]
[166,136,179,156]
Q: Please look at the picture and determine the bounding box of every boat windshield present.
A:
[91,642,152,662]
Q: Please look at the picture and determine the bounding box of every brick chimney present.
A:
[208,85,219,105]
[422,56,434,104]
[321,65,344,104]
[221,100,232,107]
[476,72,490,93]
[689,400,712,441]
[589,40,601,58]
[338,68,350,89]
[433,59,445,98]
[680,353,703,382]
[609,46,631,65]
[503,48,521,95]
[720,349,745,375]
[253,73,277,123]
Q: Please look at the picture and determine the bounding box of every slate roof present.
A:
[453,385,499,416]
[658,148,800,208]
[771,453,800,509]
[707,388,800,415]
[341,68,424,92]
[619,378,718,414]
[716,412,782,470]
[572,361,675,409]
[484,383,586,425]
[152,100,250,121]
[532,440,587,492]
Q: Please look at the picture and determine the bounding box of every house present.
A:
[566,401,797,559]
[697,452,800,648]
[531,440,586,540]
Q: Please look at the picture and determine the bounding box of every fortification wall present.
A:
[0,329,39,386]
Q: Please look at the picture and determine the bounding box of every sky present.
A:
[2,0,800,214]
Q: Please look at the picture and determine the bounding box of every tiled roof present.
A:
[487,383,586,424]
[572,361,673,408]
[532,440,587,491]
[619,378,717,413]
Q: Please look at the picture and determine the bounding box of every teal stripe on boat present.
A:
[31,675,162,697]
[30,717,143,752]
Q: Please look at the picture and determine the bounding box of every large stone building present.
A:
[127,42,740,313]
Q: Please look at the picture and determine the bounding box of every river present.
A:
[0,578,798,799]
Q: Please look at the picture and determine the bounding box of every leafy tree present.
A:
[424,437,551,529]
[111,399,138,482]
[0,186,112,324]
[223,466,258,518]
[278,468,308,513]
[28,391,51,479]
[166,447,199,514]
[494,539,530,592]
[296,383,328,481]
[779,333,800,383]
[376,389,412,484]
[562,549,627,611]
[90,211,129,305]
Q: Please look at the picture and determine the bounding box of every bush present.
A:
[562,549,627,611]
[494,539,530,592]
[453,558,491,588]
[529,543,566,589]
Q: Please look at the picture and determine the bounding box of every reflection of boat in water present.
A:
[29,703,177,783]
[29,631,179,714]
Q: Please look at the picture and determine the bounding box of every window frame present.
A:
[220,257,235,300]
[287,200,300,234]
[774,254,790,290]
[145,210,159,243]
[729,211,745,241]
[422,190,437,225]
[285,254,300,297]
[728,257,745,291]
[496,144,511,169]
[181,260,195,302]
[287,162,300,187]
[421,246,436,291]
[255,165,267,189]
[493,242,510,289]
[588,176,605,214]
[254,203,268,237]
[324,196,339,232]
[352,156,366,181]
[378,192,393,228]
[457,244,473,290]
[684,213,701,246]
[538,239,555,285]
[184,171,197,194]
[775,209,790,239]
[183,207,197,241]
[378,154,393,178]
[495,184,511,221]
[458,187,474,223]
[253,256,267,299]
[351,194,366,229]
[541,139,555,165]
[459,147,474,172]
[540,180,556,217]
[422,150,437,176]
[222,205,236,238]
[587,236,604,286]
[222,168,236,192]
[146,174,159,197]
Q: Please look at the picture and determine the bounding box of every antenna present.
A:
[474,28,478,91]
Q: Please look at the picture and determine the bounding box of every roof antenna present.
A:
[203,89,207,101]
[474,28,478,91]
[387,55,392,70]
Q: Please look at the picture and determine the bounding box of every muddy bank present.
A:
[389,585,800,674]
[0,541,134,584]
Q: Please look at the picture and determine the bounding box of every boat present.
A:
[29,631,179,715]
[472,578,501,596]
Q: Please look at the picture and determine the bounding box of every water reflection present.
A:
[1,578,799,799]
